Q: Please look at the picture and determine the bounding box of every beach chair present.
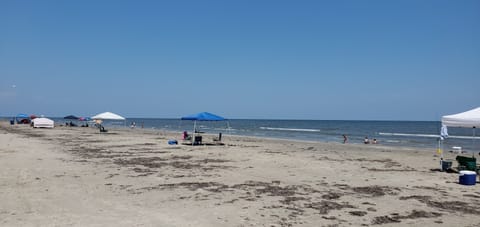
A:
[194,136,202,145]
[455,155,477,171]
[182,131,192,140]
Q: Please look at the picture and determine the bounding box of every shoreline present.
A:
[1,122,479,226]
[52,122,438,152]
[1,119,452,150]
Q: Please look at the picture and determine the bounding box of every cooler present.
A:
[459,170,476,186]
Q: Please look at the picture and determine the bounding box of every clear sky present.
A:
[1,0,479,120]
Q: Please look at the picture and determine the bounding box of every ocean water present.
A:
[52,118,479,152]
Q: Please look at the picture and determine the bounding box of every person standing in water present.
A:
[343,134,348,144]
[364,137,370,144]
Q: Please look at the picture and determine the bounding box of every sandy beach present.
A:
[1,122,479,227]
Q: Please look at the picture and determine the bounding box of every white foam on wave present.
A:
[385,140,400,143]
[260,127,320,132]
[379,132,480,140]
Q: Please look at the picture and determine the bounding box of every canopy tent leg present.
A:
[226,121,231,140]
[473,127,476,157]
[192,120,197,146]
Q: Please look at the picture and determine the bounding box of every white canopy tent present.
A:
[441,107,480,157]
[92,112,126,127]
[442,107,480,128]
[32,117,54,128]
[92,112,126,120]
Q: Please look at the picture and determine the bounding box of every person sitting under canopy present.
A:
[183,131,191,140]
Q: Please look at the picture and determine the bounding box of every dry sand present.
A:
[1,122,480,227]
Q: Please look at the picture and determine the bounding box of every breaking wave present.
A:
[379,132,480,140]
[260,127,320,132]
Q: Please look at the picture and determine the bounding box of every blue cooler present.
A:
[459,170,476,186]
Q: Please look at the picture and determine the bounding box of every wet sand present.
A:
[1,122,479,226]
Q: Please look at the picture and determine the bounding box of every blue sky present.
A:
[1,0,479,120]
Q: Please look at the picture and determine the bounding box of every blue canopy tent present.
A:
[181,112,226,121]
[64,115,81,126]
[181,112,228,145]
[15,113,30,124]
[16,113,28,118]
[64,115,80,120]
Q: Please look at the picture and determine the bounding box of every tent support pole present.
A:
[440,139,443,160]
[192,120,197,146]
[473,127,476,158]
[226,121,230,135]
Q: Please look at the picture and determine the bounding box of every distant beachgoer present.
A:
[183,131,191,140]
[342,134,348,144]
[364,137,370,144]
[130,122,136,129]
[372,138,378,144]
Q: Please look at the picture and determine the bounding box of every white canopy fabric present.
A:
[32,117,54,128]
[91,112,126,120]
[441,107,480,128]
